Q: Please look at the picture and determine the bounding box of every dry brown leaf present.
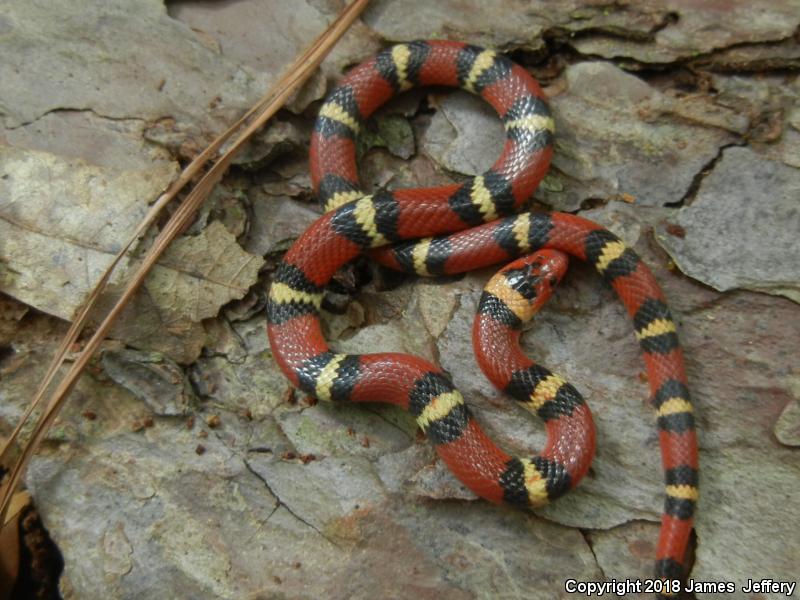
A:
[0,146,178,321]
[0,486,31,599]
[98,221,264,362]
[0,150,263,361]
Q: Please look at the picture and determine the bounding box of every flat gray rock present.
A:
[657,146,800,303]
[366,0,800,72]
[1,0,376,145]
[364,0,551,49]
[167,0,380,111]
[546,63,735,209]
[571,0,800,65]
[422,91,505,177]
[1,0,261,135]
[244,191,321,257]
[364,0,673,52]
[3,110,174,171]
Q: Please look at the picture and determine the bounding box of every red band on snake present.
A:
[266,40,697,593]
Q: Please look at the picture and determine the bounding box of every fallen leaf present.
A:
[0,485,31,600]
[0,147,264,362]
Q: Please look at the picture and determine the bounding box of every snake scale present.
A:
[266,40,698,595]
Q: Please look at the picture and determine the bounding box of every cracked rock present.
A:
[657,146,800,303]
[545,62,735,209]
[570,0,800,66]
[3,110,174,171]
[1,0,262,137]
[1,0,378,147]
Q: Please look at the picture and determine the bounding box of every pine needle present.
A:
[0,0,370,525]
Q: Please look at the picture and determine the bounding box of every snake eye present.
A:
[504,267,541,300]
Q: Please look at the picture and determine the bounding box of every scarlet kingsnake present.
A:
[266,40,698,594]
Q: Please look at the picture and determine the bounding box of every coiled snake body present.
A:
[266,40,698,593]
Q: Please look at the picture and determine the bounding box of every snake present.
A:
[266,39,698,594]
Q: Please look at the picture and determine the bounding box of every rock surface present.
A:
[0,1,798,599]
[657,146,800,303]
